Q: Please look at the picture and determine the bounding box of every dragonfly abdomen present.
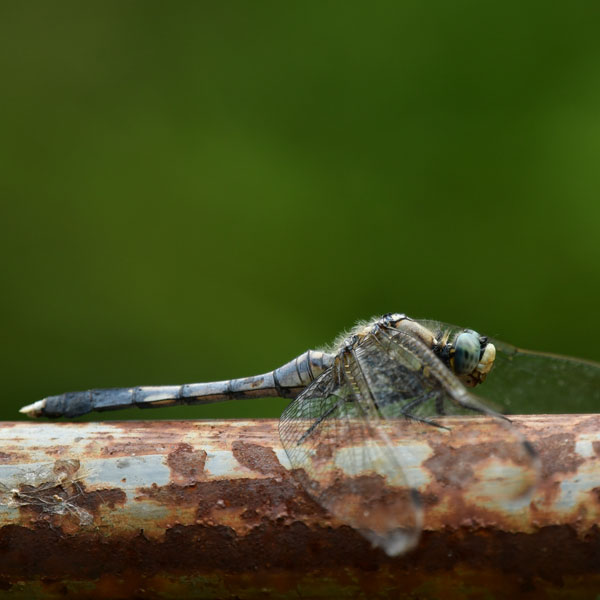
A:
[20,350,335,418]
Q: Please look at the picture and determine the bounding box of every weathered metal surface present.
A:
[1,416,600,599]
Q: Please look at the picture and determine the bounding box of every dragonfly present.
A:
[20,313,600,555]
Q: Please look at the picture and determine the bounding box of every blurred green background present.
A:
[1,1,599,420]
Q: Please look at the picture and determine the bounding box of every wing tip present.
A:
[365,527,421,557]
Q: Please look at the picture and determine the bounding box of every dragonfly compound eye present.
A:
[454,330,481,375]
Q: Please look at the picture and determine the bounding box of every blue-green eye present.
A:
[454,330,480,375]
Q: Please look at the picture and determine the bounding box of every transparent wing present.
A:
[356,327,539,501]
[280,325,539,556]
[484,340,600,415]
[417,319,600,414]
[279,359,422,557]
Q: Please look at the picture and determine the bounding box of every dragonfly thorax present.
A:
[335,314,497,389]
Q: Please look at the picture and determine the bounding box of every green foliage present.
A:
[1,1,599,419]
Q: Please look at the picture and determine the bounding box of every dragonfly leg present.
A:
[452,395,513,423]
[394,392,451,431]
[435,395,446,415]
[396,392,437,414]
[403,413,450,431]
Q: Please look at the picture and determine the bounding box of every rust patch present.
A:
[424,439,531,487]
[1,521,600,594]
[232,441,286,476]
[0,521,373,579]
[533,479,563,507]
[412,525,600,589]
[418,491,440,508]
[166,443,207,485]
[44,445,72,457]
[536,433,584,480]
[316,473,418,532]
[571,415,600,434]
[423,479,524,530]
[320,473,402,504]
[138,476,326,527]
[0,451,25,463]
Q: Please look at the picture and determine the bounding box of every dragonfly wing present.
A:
[416,318,600,414]
[353,327,539,501]
[484,339,600,414]
[279,362,422,557]
[280,326,540,556]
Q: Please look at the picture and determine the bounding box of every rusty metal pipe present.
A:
[1,416,600,599]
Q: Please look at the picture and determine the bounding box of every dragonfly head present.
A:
[384,315,496,388]
[450,329,496,387]
[433,328,496,387]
